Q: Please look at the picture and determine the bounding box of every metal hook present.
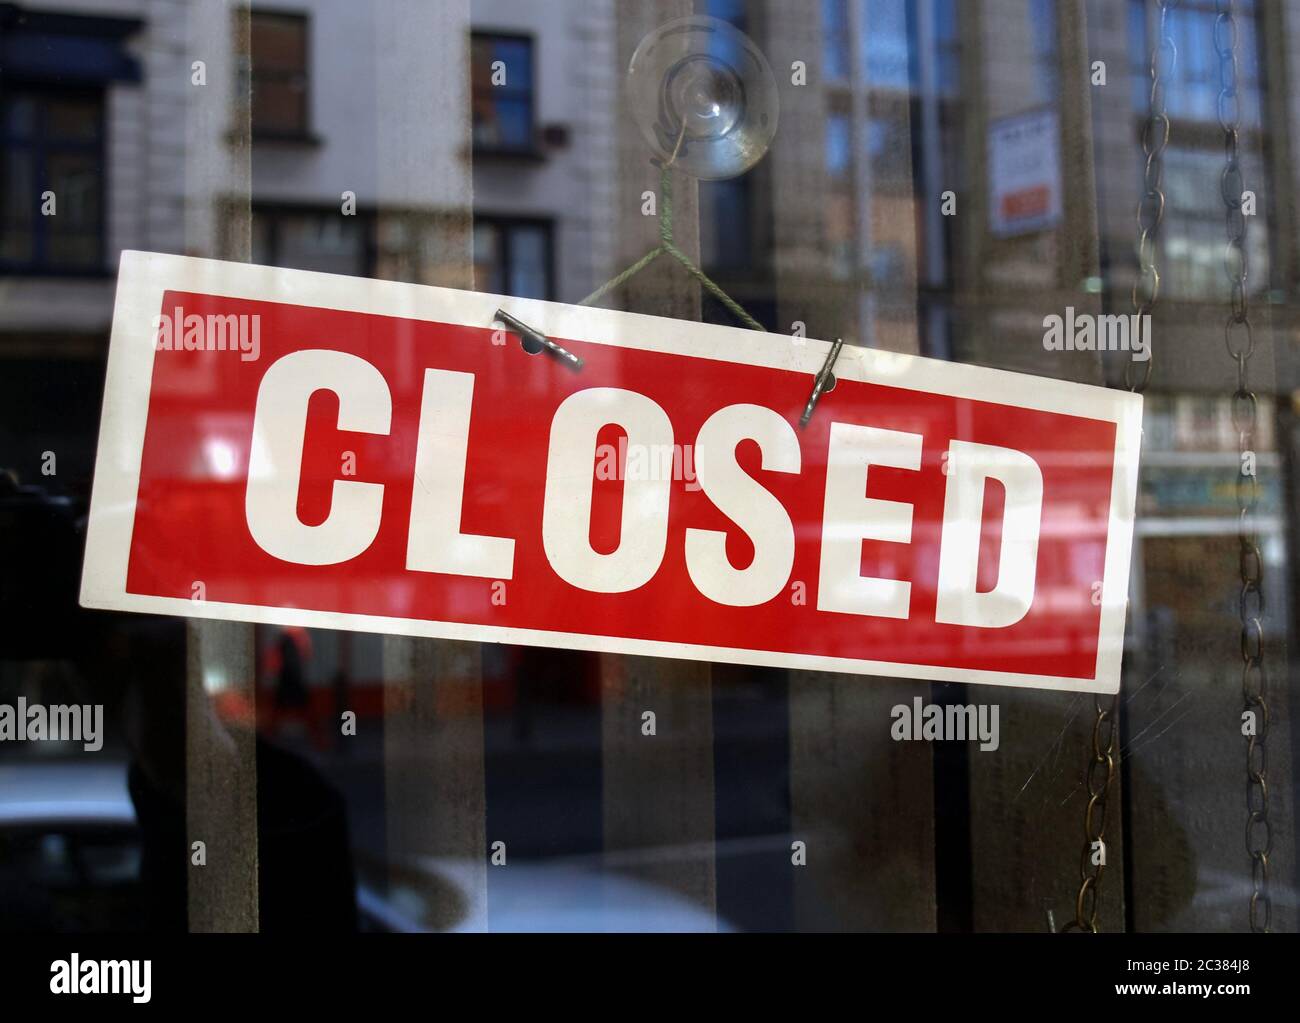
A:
[494,309,584,370]
[799,337,843,427]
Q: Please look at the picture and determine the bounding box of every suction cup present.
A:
[627,15,779,180]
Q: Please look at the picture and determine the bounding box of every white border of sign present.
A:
[82,251,1142,694]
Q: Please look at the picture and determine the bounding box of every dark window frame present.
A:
[470,30,541,158]
[247,8,316,143]
[251,202,378,277]
[0,81,108,278]
[473,214,555,300]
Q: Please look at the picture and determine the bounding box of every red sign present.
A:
[1002,185,1051,221]
[82,253,1141,693]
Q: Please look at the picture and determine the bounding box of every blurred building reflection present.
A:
[0,0,1297,932]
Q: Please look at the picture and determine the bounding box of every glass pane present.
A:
[472,35,534,149]
[473,221,504,293]
[865,0,915,89]
[3,0,1299,955]
[1028,0,1058,103]
[506,225,548,298]
[868,115,910,182]
[475,97,532,150]
[45,150,101,268]
[252,78,307,134]
[470,35,496,95]
[251,12,307,74]
[823,0,851,80]
[45,96,101,142]
[4,95,36,138]
[1,150,35,264]
[275,213,364,276]
[935,0,961,95]
[490,38,532,94]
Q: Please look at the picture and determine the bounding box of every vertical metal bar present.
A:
[1057,0,1104,312]
[375,0,488,932]
[917,0,951,357]
[185,1,258,934]
[186,620,259,931]
[764,0,938,931]
[965,0,1122,932]
[596,0,717,925]
[847,0,877,348]
[917,0,948,287]
[381,636,487,929]
[1256,0,1300,937]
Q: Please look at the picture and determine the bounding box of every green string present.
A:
[579,246,664,309]
[578,166,766,333]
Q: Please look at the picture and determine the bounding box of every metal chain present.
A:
[1064,0,1175,934]
[1127,0,1176,392]
[1216,0,1271,934]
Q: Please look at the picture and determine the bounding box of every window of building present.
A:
[473,217,553,299]
[865,0,917,90]
[825,110,855,279]
[1128,0,1270,301]
[868,114,914,185]
[933,0,962,96]
[1162,147,1271,301]
[252,207,369,277]
[1028,0,1059,105]
[706,0,748,28]
[0,88,105,275]
[1128,0,1264,125]
[823,0,851,81]
[700,177,754,272]
[249,11,311,138]
[471,33,537,154]
[699,0,757,276]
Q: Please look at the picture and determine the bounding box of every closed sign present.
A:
[81,252,1141,693]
